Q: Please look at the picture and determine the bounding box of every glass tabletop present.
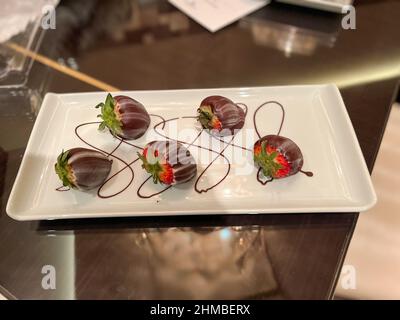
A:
[0,0,399,299]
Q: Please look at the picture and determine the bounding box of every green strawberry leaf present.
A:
[197,105,215,129]
[254,142,283,178]
[137,151,165,184]
[98,122,107,131]
[96,93,122,136]
[55,150,75,188]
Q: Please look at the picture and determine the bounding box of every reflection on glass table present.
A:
[241,2,342,57]
[135,226,278,299]
[0,20,44,88]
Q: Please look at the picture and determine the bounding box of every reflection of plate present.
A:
[241,2,342,57]
[146,227,260,272]
[242,19,336,56]
[7,85,376,220]
[141,226,278,299]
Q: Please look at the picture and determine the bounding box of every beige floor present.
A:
[336,104,400,299]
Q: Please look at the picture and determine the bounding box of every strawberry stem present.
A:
[197,105,217,129]
[254,141,283,178]
[137,152,164,184]
[96,93,122,136]
[54,150,75,188]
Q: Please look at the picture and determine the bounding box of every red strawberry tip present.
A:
[137,150,174,185]
[197,105,222,131]
[253,140,291,179]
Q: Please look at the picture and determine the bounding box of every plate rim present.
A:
[6,84,377,220]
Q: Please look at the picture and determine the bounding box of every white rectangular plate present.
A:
[7,85,376,220]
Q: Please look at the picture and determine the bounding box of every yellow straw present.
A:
[6,42,120,92]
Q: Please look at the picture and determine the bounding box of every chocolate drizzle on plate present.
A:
[56,99,312,199]
[253,101,313,185]
[137,176,173,199]
[56,186,70,191]
[256,168,273,185]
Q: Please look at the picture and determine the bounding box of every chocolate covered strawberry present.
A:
[96,93,150,140]
[197,95,245,136]
[55,148,112,190]
[138,141,197,185]
[253,135,305,179]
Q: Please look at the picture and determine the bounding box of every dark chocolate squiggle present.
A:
[252,101,313,182]
[57,100,311,199]
[74,121,138,198]
[151,103,249,194]
[208,103,252,152]
[300,170,314,177]
[193,103,250,192]
[150,116,231,194]
[136,123,203,199]
[194,134,236,193]
[56,186,70,192]
[253,101,285,139]
[137,176,172,199]
[256,167,273,185]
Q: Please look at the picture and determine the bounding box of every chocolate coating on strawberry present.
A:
[197,95,245,136]
[254,135,304,179]
[55,148,112,190]
[138,141,197,185]
[96,93,150,140]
